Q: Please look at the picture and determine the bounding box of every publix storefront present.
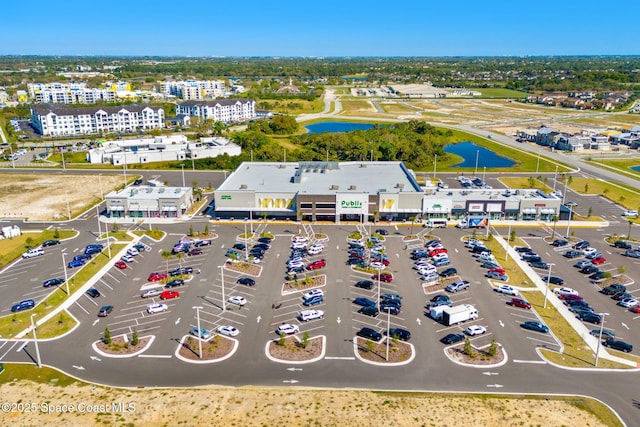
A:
[336,193,371,223]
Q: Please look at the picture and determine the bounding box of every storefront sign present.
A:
[341,200,362,209]
[336,193,369,215]
[220,195,232,200]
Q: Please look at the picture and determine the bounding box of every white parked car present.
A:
[309,243,324,251]
[292,235,309,243]
[22,248,45,258]
[303,289,324,300]
[618,298,639,308]
[554,287,579,297]
[370,261,385,269]
[464,325,487,336]
[140,289,162,298]
[216,325,240,337]
[228,296,247,306]
[298,309,324,322]
[121,254,135,263]
[307,247,323,255]
[622,210,639,217]
[146,303,168,314]
[495,285,519,296]
[127,247,139,256]
[276,323,300,335]
[287,261,305,269]
[291,242,307,249]
[582,247,598,257]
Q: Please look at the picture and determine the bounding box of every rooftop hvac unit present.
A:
[360,164,367,168]
[396,183,404,189]
[240,184,248,189]
[348,185,357,190]
[321,169,326,173]
[278,164,286,169]
[330,185,339,190]
[159,188,165,193]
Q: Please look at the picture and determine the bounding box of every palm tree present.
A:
[160,250,173,275]
[551,215,558,238]
[175,252,185,270]
[628,220,633,240]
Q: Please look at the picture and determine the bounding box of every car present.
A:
[187,248,203,256]
[217,325,240,337]
[551,239,569,247]
[582,247,598,257]
[86,288,101,298]
[11,299,35,312]
[287,259,305,268]
[487,271,509,281]
[22,248,44,258]
[357,327,382,341]
[381,293,403,301]
[508,298,531,309]
[74,253,92,262]
[84,246,103,255]
[359,306,381,317]
[287,265,305,273]
[233,243,246,250]
[303,295,324,306]
[521,254,541,263]
[572,241,590,250]
[438,267,458,277]
[471,245,489,254]
[298,309,325,322]
[630,305,640,314]
[303,289,324,300]
[195,239,212,247]
[169,266,193,276]
[557,293,584,302]
[591,256,606,265]
[225,249,242,258]
[432,257,451,267]
[464,325,487,336]
[578,311,602,324]
[380,297,402,307]
[121,254,134,263]
[355,280,374,290]
[563,250,582,259]
[514,246,533,253]
[618,298,639,308]
[148,272,168,282]
[160,290,180,300]
[529,261,550,269]
[574,260,593,269]
[445,280,470,293]
[603,339,633,353]
[369,261,386,269]
[614,240,633,249]
[372,273,393,282]
[126,247,139,256]
[98,305,113,317]
[590,329,616,339]
[625,249,640,258]
[347,257,366,266]
[147,303,168,314]
[254,243,271,250]
[141,288,162,298]
[585,251,603,260]
[43,277,65,288]
[86,243,104,250]
[589,271,606,281]
[42,239,60,247]
[114,260,127,269]
[429,248,448,257]
[190,327,212,340]
[429,294,450,305]
[622,210,639,217]
[481,261,501,270]
[353,297,376,307]
[580,266,599,275]
[228,296,247,306]
[440,333,466,345]
[495,285,518,296]
[521,321,549,333]
[67,259,85,268]
[546,276,564,285]
[384,328,411,341]
[292,235,309,243]
[611,291,632,301]
[165,279,184,288]
[257,237,272,244]
[306,259,327,270]
[554,287,578,297]
[237,277,256,286]
[276,323,300,335]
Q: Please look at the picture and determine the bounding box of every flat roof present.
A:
[218,161,422,195]
[107,186,189,200]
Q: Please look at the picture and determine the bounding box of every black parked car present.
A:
[355,280,374,290]
[439,267,458,277]
[546,276,564,285]
[357,327,382,341]
[563,250,582,259]
[165,279,185,288]
[578,311,602,324]
[379,304,400,315]
[551,239,569,247]
[385,328,411,341]
[440,333,465,345]
[233,243,246,250]
[521,254,541,262]
[358,306,380,317]
[602,284,626,295]
[573,241,590,250]
[589,271,606,281]
[169,267,193,276]
[237,277,256,286]
[612,292,632,301]
[86,288,101,298]
[257,237,272,244]
[603,339,633,353]
[580,266,599,274]
[42,239,60,247]
[514,246,533,253]
[614,240,632,249]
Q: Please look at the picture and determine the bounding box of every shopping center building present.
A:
[211,161,562,223]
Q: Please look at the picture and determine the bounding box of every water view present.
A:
[629,165,640,173]
[305,121,376,134]
[444,141,516,168]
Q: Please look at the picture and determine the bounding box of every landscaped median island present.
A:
[267,334,324,363]
[0,243,126,339]
[177,334,238,363]
[94,333,154,357]
[355,337,413,364]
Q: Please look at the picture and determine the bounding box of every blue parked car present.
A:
[68,259,86,268]
[353,297,376,307]
[11,299,35,312]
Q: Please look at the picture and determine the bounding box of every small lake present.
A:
[630,166,640,172]
[444,141,516,168]
[305,121,376,134]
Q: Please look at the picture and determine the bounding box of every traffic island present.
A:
[355,337,414,366]
[282,274,326,294]
[93,334,154,358]
[445,340,507,368]
[223,260,262,277]
[176,334,238,364]
[266,335,325,364]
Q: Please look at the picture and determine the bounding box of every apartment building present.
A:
[28,83,118,104]
[176,98,255,123]
[159,80,225,100]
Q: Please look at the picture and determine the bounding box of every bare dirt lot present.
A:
[0,173,123,220]
[1,382,610,426]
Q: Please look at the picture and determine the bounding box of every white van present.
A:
[425,218,448,228]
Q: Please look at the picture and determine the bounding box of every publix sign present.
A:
[341,200,362,209]
[336,194,368,215]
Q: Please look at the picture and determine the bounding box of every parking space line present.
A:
[0,342,20,360]
[74,301,90,315]
[526,336,558,347]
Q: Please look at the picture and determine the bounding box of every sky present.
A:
[2,0,639,57]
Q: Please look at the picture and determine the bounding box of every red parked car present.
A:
[307,259,326,270]
[188,248,203,256]
[557,293,584,302]
[489,267,506,275]
[629,306,640,314]
[148,272,168,282]
[508,298,531,309]
[160,290,180,300]
[373,273,393,283]
[591,256,606,265]
[429,248,448,257]
[114,261,127,269]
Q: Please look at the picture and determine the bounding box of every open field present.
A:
[0,376,618,427]
[0,174,124,221]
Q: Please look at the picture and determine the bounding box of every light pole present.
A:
[385,306,391,361]
[433,154,437,179]
[566,204,573,238]
[552,165,558,192]
[30,314,41,368]
[61,147,65,170]
[180,164,186,188]
[377,272,381,306]
[243,220,249,259]
[543,263,555,309]
[474,150,479,176]
[105,227,112,259]
[594,312,609,367]
[96,205,101,238]
[192,306,203,359]
[122,150,127,186]
[191,156,195,171]
[62,252,70,295]
[249,208,253,235]
[505,223,511,263]
[482,166,486,183]
[219,265,225,312]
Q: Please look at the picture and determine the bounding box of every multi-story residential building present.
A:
[175,98,255,123]
[30,104,165,136]
[27,83,118,104]
[159,80,225,100]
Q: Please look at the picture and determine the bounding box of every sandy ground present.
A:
[0,174,123,220]
[1,382,609,427]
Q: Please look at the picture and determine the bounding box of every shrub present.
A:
[104,327,111,344]
[488,338,498,356]
[463,337,476,359]
[131,328,139,346]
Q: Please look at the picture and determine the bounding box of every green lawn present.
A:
[472,88,530,98]
[499,177,552,192]
[565,177,640,213]
[132,229,166,240]
[0,230,78,268]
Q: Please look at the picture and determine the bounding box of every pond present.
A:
[444,141,516,168]
[305,121,376,134]
[629,166,640,173]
